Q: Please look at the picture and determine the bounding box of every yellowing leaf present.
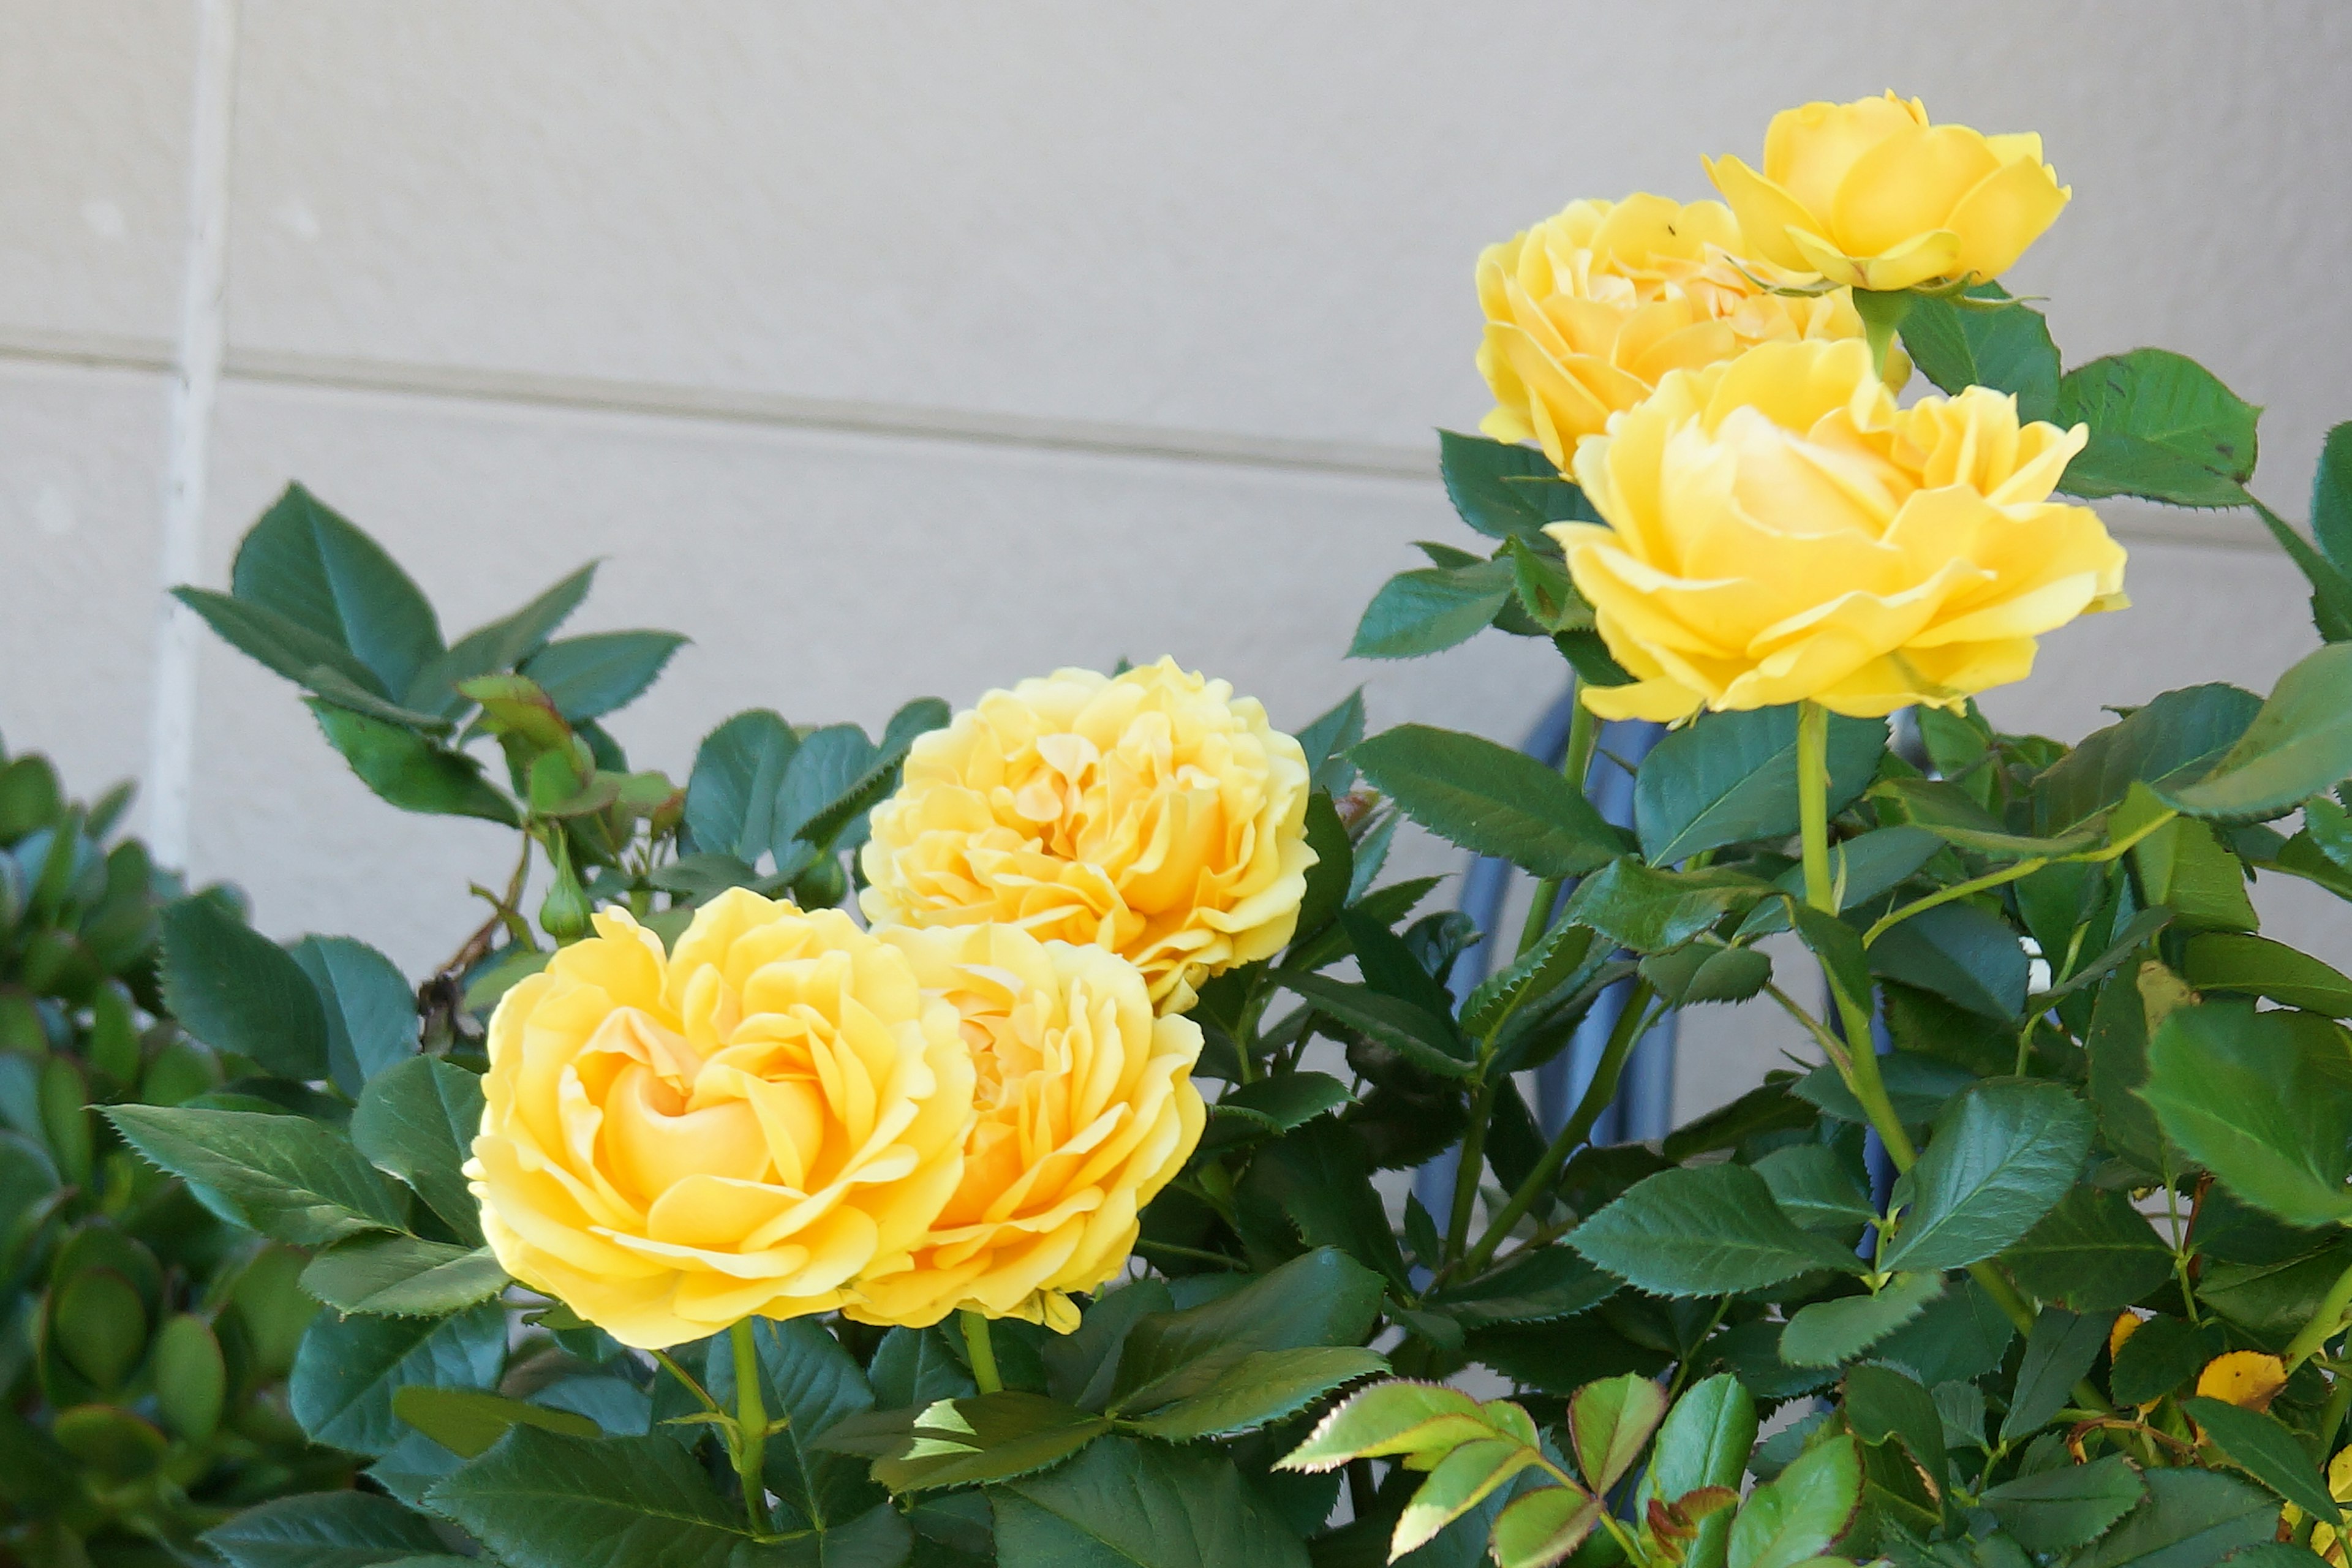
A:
[2195,1350,2286,1412]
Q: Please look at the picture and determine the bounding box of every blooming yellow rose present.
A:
[1548,337,2126,721]
[2296,1447,2352,1566]
[848,924,1205,1333]
[859,658,1315,1013]
[1478,194,1883,468]
[469,891,976,1349]
[1704,92,2070,292]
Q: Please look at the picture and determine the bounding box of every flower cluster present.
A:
[1478,91,2117,719]
[471,661,1309,1347]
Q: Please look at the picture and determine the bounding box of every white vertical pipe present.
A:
[145,0,241,869]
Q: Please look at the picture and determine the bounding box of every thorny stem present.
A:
[438,832,536,981]
[730,1319,771,1535]
[962,1308,1004,1395]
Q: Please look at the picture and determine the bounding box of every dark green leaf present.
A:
[174,586,390,698]
[1110,1248,1385,1415]
[1843,1362,1946,1484]
[2141,1001,2352,1227]
[1640,1373,1757,1568]
[1999,1308,2108,1444]
[2070,1467,2277,1568]
[1640,943,1773,1006]
[390,1387,600,1463]
[307,701,519,824]
[1427,1246,1618,1330]
[1438,429,1585,541]
[1660,1080,1819,1164]
[1280,972,1471,1079]
[1634,708,1886,864]
[159,894,330,1080]
[872,1392,1110,1491]
[352,1055,487,1244]
[1125,1346,1387,1441]
[521,631,686,721]
[403,564,595,717]
[1564,860,1768,954]
[202,1489,453,1568]
[1044,1278,1172,1412]
[1236,1117,1411,1285]
[2033,685,2263,833]
[684,709,796,861]
[774,724,880,861]
[1291,793,1352,946]
[2088,967,2167,1171]
[2059,349,2259,484]
[1728,1435,1861,1568]
[1980,1453,2146,1553]
[1352,724,1627,878]
[2158,643,2352,821]
[301,1236,506,1316]
[992,1434,1311,1568]
[1210,1071,1352,1136]
[1875,1278,2016,1389]
[1351,561,1515,658]
[107,1104,406,1246]
[2179,1397,2342,1525]
[1899,293,2060,422]
[1569,1164,1862,1297]
[1752,1145,1875,1233]
[293,1300,506,1455]
[1870,902,2029,1019]
[1460,919,1598,1042]
[1881,1082,2094,1273]
[2003,1185,2174,1314]
[1795,1052,1978,1131]
[292,935,416,1095]
[230,484,445,695]
[703,1316,887,1529]
[1781,1275,1945,1368]
[2111,1316,2225,1406]
[2183,933,2352,1016]
[1295,690,1367,794]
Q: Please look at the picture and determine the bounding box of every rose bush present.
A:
[90,88,2352,1568]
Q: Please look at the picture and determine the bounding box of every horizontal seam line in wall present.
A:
[0,323,2287,551]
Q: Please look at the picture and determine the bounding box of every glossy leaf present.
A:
[2141,1001,2352,1227]
[1880,1082,2094,1274]
[1727,1436,1861,1568]
[2071,1468,2278,1568]
[1900,292,2060,421]
[1112,1248,1385,1415]
[993,1434,1311,1568]
[2002,1185,2174,1314]
[519,630,685,721]
[2180,1396,2342,1525]
[390,1387,599,1458]
[1127,1346,1387,1442]
[1634,707,1885,864]
[290,934,416,1094]
[1570,1164,1862,1296]
[301,1236,507,1316]
[307,701,520,824]
[2000,1307,2109,1444]
[1352,724,1626,879]
[107,1104,406,1247]
[2158,642,2352,821]
[2033,684,2262,833]
[1780,1274,1945,1368]
[1640,1374,1757,1568]
[352,1055,486,1243]
[158,895,330,1080]
[1870,901,2030,1019]
[1980,1453,2147,1553]
[227,483,446,696]
[1352,560,1515,658]
[292,1300,507,1455]
[2182,933,2352,1016]
[1438,429,1589,541]
[1567,1373,1665,1493]
[202,1490,453,1568]
[683,708,796,861]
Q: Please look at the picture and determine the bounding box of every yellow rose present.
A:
[2297,1447,2352,1566]
[858,657,1315,1013]
[1704,92,2070,292]
[1548,337,2126,722]
[848,924,1205,1333]
[468,890,976,1349]
[1478,194,1883,468]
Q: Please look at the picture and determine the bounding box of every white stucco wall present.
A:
[4,2,2347,1118]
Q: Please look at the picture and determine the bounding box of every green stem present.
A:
[1461,981,1657,1276]
[2317,1370,2352,1464]
[1860,809,2176,949]
[1513,699,1601,960]
[2286,1256,2352,1373]
[729,1319,771,1534]
[1135,1238,1245,1270]
[1446,1077,1499,1265]
[962,1308,1003,1394]
[1798,702,1837,914]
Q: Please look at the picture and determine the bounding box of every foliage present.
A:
[0,745,349,1565]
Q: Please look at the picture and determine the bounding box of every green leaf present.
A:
[2141,1001,2352,1227]
[352,1055,487,1244]
[1662,1082,1820,1164]
[2002,1185,2174,1314]
[1564,860,1769,954]
[2056,349,2260,507]
[1425,1246,1618,1330]
[1980,1453,2147,1553]
[2133,817,2258,932]
[307,701,520,824]
[301,1236,507,1316]
[2111,1316,2225,1406]
[428,1427,866,1568]
[775,723,881,859]
[1110,1248,1385,1415]
[1209,1071,1352,1136]
[1639,942,1773,1008]
[520,631,687,721]
[2071,1467,2278,1568]
[2000,1307,2108,1444]
[1568,1373,1665,1493]
[684,709,797,861]
[1493,1484,1609,1568]
[1280,1381,1514,1471]
[290,935,416,1095]
[1640,1374,1757,1568]
[1352,724,1627,878]
[2182,933,2352,1016]
[107,1104,406,1246]
[1125,1346,1387,1441]
[1780,1274,1945,1368]
[1295,690,1367,794]
[293,1300,506,1455]
[1795,1051,1975,1130]
[1880,1082,2094,1274]
[2032,684,2262,833]
[403,563,595,717]
[1753,1145,1875,1234]
[703,1316,887,1530]
[992,1434,1311,1568]
[1842,1362,1946,1485]
[1438,429,1589,541]
[1570,1164,1863,1297]
[202,1490,453,1568]
[1236,1117,1411,1286]
[1869,902,2029,1019]
[1461,919,1600,1041]
[868,1392,1110,1492]
[232,484,445,695]
[1634,708,1886,864]
[156,894,328,1080]
[1396,1436,1548,1558]
[391,1386,599,1457]
[1899,292,2060,423]
[1352,560,1516,658]
[174,586,391,699]
[1280,973,1471,1079]
[2158,643,2352,821]
[1728,1436,1861,1568]
[2179,1396,2342,1525]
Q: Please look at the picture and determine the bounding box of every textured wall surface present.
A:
[2,1,2346,1120]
